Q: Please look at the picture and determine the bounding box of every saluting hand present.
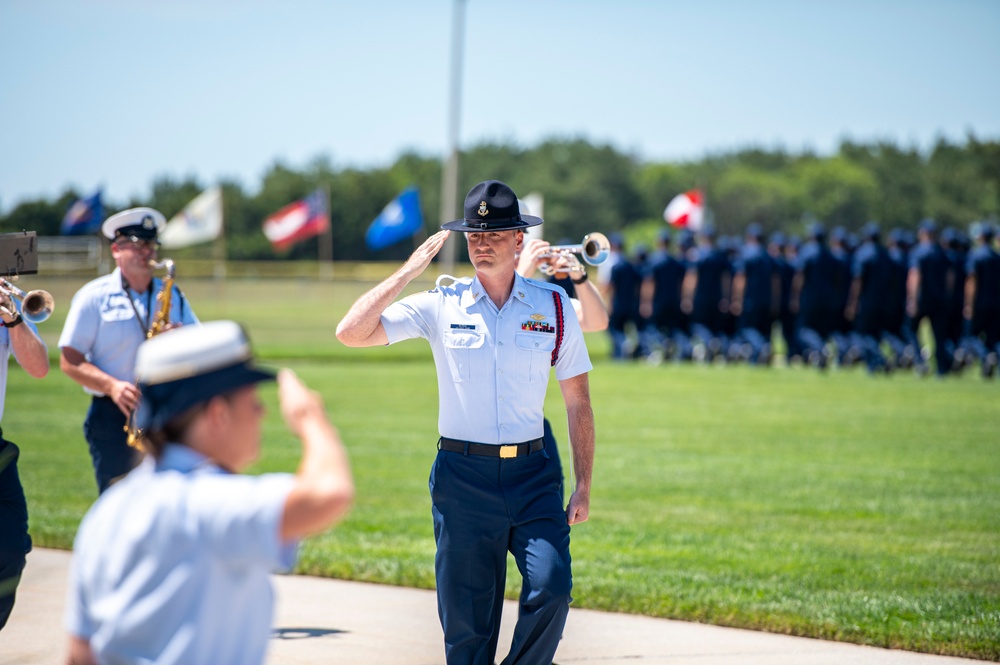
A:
[401,230,451,279]
[277,369,327,436]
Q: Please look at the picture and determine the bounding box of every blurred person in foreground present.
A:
[64,320,353,665]
[0,283,49,631]
[59,208,198,494]
[337,179,595,665]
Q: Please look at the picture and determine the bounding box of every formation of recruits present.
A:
[599,219,1000,378]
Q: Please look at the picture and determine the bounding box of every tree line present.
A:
[3,135,998,262]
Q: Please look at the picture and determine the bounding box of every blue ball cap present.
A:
[745,223,764,240]
[135,321,276,433]
[919,218,938,235]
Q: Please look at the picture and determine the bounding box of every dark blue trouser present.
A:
[429,433,572,665]
[84,397,140,494]
[849,331,887,372]
[0,432,31,632]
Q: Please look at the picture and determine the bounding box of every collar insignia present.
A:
[477,201,489,217]
[517,291,525,299]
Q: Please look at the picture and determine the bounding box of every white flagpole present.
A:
[439,0,466,275]
[319,185,333,279]
[213,188,227,281]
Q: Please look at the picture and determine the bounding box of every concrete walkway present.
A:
[1,548,989,664]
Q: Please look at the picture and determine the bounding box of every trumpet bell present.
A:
[0,277,55,324]
[580,232,610,266]
[21,289,55,324]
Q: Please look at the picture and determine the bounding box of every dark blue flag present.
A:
[61,189,103,235]
[365,187,424,251]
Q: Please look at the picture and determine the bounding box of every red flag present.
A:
[262,189,329,251]
[663,189,704,230]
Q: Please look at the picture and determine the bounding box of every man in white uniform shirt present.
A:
[59,208,198,493]
[337,180,596,665]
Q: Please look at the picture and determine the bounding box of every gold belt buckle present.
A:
[499,445,517,459]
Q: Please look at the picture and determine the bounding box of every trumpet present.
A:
[0,277,55,324]
[537,232,611,276]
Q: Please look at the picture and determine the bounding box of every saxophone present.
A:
[125,258,177,449]
[146,259,176,338]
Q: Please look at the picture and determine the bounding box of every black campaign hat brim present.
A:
[440,214,543,233]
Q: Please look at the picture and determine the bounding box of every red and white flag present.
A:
[663,189,704,230]
[262,189,329,251]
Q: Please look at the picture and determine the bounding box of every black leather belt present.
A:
[438,437,544,459]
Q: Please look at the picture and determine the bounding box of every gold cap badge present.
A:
[478,201,489,217]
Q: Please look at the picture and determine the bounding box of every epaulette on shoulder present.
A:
[524,277,569,300]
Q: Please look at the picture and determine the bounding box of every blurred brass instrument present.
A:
[0,277,55,323]
[125,258,177,449]
[537,232,611,276]
[145,259,176,339]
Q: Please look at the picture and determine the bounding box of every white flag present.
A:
[161,187,223,248]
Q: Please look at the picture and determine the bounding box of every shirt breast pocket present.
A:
[515,332,555,383]
[442,329,487,383]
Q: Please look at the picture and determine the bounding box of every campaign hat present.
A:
[441,180,542,232]
[135,321,275,432]
[102,207,166,241]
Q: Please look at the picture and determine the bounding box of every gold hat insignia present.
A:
[478,201,489,217]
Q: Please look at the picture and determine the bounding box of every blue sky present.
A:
[1,0,998,213]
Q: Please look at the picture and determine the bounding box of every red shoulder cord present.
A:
[550,291,564,366]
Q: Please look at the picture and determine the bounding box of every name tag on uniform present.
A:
[450,323,477,331]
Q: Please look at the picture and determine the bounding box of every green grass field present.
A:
[6,274,1000,660]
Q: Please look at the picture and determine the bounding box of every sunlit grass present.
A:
[9,275,999,659]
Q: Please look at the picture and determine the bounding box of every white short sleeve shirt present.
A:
[380,273,592,444]
[58,268,198,394]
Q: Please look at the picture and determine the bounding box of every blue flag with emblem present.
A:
[61,189,103,235]
[365,187,424,251]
